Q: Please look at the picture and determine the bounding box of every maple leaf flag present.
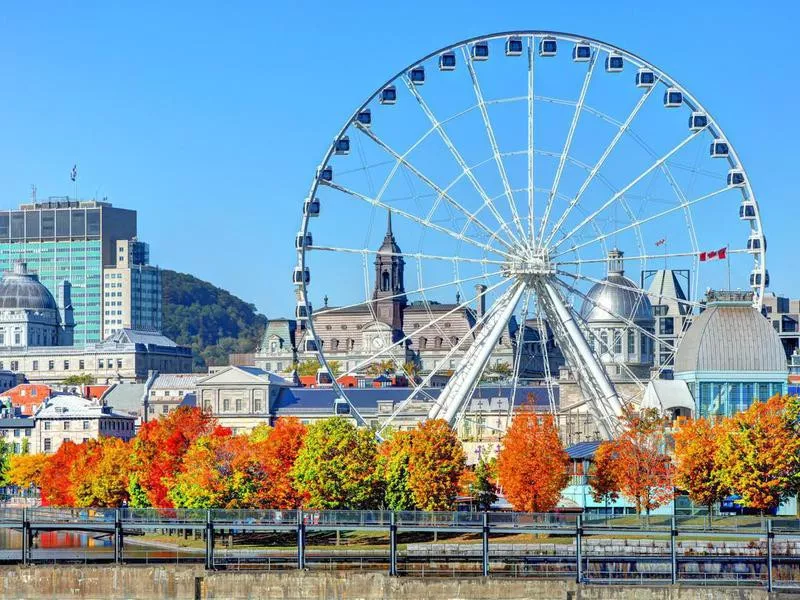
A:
[699,247,727,262]
[655,238,666,247]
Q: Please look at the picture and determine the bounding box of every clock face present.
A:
[372,336,385,350]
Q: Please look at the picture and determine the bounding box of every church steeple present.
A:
[372,209,406,331]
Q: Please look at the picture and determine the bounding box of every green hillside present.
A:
[161,269,267,370]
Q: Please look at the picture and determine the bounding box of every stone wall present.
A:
[0,566,790,600]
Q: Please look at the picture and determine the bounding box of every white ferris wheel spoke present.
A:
[550,129,706,253]
[321,180,514,260]
[353,122,516,253]
[461,47,527,242]
[402,74,524,248]
[552,185,729,259]
[534,299,558,416]
[542,84,657,249]
[537,51,598,246]
[308,245,507,267]
[375,279,514,436]
[527,37,535,246]
[554,247,750,268]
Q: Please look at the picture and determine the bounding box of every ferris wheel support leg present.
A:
[539,279,624,438]
[428,281,525,425]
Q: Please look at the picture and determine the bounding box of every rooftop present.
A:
[35,394,134,420]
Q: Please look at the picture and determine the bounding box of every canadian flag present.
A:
[699,247,727,262]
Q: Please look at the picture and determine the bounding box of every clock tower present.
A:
[372,210,406,335]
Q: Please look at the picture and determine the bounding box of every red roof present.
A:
[0,384,52,416]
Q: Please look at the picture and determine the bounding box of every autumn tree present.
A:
[39,441,83,506]
[71,438,132,507]
[470,458,498,511]
[379,430,415,510]
[291,418,382,509]
[129,407,223,507]
[6,454,49,489]
[589,441,620,507]
[497,412,569,512]
[715,395,800,513]
[169,430,241,508]
[609,408,673,515]
[406,419,466,510]
[295,359,322,377]
[250,417,307,508]
[673,416,727,519]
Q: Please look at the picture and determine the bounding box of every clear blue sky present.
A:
[0,1,795,316]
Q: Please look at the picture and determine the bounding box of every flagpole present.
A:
[726,243,731,291]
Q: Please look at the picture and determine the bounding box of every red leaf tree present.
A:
[497,412,569,512]
[673,416,727,518]
[406,419,466,510]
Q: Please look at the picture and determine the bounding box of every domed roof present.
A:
[579,250,653,324]
[0,262,59,312]
[675,297,787,373]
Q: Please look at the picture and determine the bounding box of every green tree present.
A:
[379,431,416,510]
[62,374,95,386]
[470,458,498,511]
[291,418,382,509]
[406,419,466,510]
[295,359,322,377]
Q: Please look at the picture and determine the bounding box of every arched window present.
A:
[382,271,390,291]
[435,337,443,349]
[331,338,339,350]
[419,337,427,350]
[348,339,355,350]
[450,336,458,347]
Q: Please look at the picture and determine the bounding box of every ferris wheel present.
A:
[294,31,767,439]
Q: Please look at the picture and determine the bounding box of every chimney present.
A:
[475,284,487,318]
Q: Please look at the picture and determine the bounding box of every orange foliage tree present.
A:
[603,408,673,514]
[589,441,619,507]
[673,416,727,516]
[715,395,800,513]
[129,406,225,507]
[252,417,307,508]
[497,412,569,512]
[406,419,466,510]
[39,441,83,506]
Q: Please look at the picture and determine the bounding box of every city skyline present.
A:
[0,1,795,317]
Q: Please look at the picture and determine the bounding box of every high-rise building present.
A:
[0,198,138,344]
[102,239,162,338]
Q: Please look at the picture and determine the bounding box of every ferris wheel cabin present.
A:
[439,51,456,71]
[409,66,425,85]
[303,197,320,217]
[334,136,350,155]
[539,37,557,57]
[293,267,310,285]
[295,301,312,320]
[356,109,371,127]
[750,270,769,288]
[727,169,745,187]
[572,41,591,62]
[295,231,312,249]
[689,112,708,131]
[710,140,730,158]
[663,87,683,107]
[472,41,489,61]
[635,68,655,88]
[505,36,523,56]
[605,54,624,72]
[380,86,397,105]
[747,233,766,252]
[739,199,757,220]
[317,165,333,182]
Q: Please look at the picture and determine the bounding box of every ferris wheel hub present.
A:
[504,246,554,281]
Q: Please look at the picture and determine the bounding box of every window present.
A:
[10,361,18,371]
[223,398,230,412]
[13,332,20,345]
[627,331,635,355]
[162,405,168,414]
[613,330,622,354]
[254,398,262,413]
[117,359,123,369]
[98,359,104,369]
[48,361,54,371]
[235,398,242,412]
[164,391,171,397]
[64,360,70,370]
[79,360,84,370]
[32,361,38,371]
[600,330,608,352]
[44,422,51,431]
[653,305,668,317]
[13,429,19,438]
[660,317,674,335]
[82,420,89,430]
[44,438,51,453]
[64,421,70,431]
[63,437,71,444]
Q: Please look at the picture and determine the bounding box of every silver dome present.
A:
[0,262,59,312]
[579,274,654,324]
[675,300,787,373]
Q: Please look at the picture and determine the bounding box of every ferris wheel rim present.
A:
[295,31,767,431]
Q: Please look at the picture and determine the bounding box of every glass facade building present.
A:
[692,380,786,418]
[0,200,137,345]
